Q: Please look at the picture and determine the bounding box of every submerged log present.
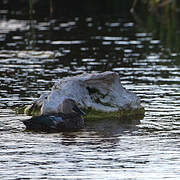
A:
[24,71,145,119]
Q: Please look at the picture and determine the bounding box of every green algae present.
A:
[83,106,145,120]
[15,103,145,120]
[14,106,27,114]
[22,103,42,116]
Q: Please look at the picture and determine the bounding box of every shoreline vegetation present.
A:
[132,0,180,53]
[1,0,180,17]
[132,0,178,13]
[28,0,180,55]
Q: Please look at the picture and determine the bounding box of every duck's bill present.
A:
[73,105,86,115]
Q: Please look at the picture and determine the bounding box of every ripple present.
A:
[0,20,29,33]
[51,40,85,45]
[0,16,180,179]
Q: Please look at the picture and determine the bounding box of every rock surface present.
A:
[25,71,144,119]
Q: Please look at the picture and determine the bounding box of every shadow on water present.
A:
[1,115,141,134]
[85,117,141,135]
[55,118,141,148]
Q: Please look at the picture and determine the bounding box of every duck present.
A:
[22,98,85,132]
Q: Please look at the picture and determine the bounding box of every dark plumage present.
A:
[22,99,85,132]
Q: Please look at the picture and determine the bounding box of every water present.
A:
[0,13,180,179]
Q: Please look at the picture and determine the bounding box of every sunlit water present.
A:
[0,15,180,179]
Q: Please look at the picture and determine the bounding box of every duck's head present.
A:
[61,98,85,115]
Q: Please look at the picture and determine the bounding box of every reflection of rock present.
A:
[86,117,140,135]
[25,71,145,119]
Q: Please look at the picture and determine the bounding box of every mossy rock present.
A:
[15,103,42,116]
[24,103,42,116]
[14,106,27,114]
[83,106,145,120]
[15,104,145,120]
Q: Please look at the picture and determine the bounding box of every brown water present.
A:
[0,15,180,179]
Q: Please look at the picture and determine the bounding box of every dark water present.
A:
[0,13,180,179]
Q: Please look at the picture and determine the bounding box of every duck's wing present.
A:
[22,112,84,131]
[22,115,65,131]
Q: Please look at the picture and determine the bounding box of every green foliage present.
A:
[141,0,177,11]
[135,0,180,51]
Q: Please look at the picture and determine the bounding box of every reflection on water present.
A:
[0,14,180,179]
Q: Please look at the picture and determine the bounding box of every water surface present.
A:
[0,14,180,179]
